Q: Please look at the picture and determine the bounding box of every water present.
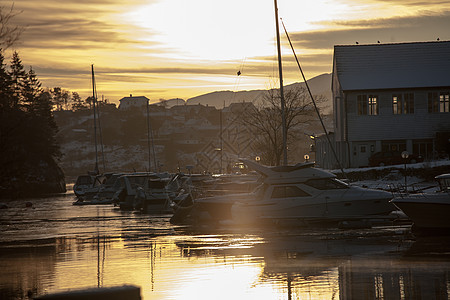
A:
[1,193,449,299]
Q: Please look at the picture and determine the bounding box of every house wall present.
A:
[342,88,450,167]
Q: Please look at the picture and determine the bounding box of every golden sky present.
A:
[6,0,450,104]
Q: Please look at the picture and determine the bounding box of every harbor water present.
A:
[1,192,449,299]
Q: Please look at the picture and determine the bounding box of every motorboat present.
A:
[112,173,173,213]
[73,173,107,199]
[172,159,395,226]
[391,173,450,232]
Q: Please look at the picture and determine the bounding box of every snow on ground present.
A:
[333,160,450,192]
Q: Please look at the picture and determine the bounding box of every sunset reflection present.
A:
[1,195,450,299]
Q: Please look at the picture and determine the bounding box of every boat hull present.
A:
[391,194,450,229]
[232,196,394,225]
[190,188,394,226]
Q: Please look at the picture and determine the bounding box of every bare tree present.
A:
[0,3,24,49]
[242,85,326,166]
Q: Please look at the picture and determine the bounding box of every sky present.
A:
[4,0,450,105]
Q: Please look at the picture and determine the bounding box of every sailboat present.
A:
[73,65,109,203]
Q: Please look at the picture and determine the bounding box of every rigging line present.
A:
[91,65,99,174]
[92,65,106,173]
[96,94,107,173]
[280,19,347,178]
[231,57,246,103]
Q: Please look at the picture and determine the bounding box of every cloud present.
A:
[8,0,159,50]
[287,11,450,50]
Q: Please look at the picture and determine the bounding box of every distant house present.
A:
[326,41,450,168]
[118,95,150,110]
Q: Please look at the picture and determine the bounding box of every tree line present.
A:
[0,49,65,195]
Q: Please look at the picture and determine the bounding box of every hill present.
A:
[185,73,332,113]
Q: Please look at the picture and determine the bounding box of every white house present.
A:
[328,41,450,168]
[118,95,150,110]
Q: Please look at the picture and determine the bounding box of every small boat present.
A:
[112,173,173,213]
[172,159,395,226]
[73,173,106,199]
[391,174,450,233]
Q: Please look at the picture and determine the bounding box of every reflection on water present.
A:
[1,194,449,299]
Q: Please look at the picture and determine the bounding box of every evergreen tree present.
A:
[8,51,26,108]
[0,49,13,110]
[0,49,63,197]
[22,66,42,111]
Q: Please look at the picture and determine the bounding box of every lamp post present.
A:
[401,151,409,192]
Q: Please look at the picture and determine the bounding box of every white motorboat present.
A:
[177,159,395,226]
[391,174,450,231]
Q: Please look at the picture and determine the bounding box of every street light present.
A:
[401,151,409,191]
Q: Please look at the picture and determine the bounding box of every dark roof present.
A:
[119,96,149,102]
[333,41,450,91]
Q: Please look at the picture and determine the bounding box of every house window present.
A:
[404,93,414,114]
[413,139,433,160]
[392,95,402,114]
[358,94,378,115]
[357,95,367,115]
[429,92,449,113]
[381,140,406,153]
[428,92,439,112]
[368,95,378,115]
[440,93,449,113]
[392,93,414,114]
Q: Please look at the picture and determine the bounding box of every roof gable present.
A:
[334,41,450,91]
[119,96,149,103]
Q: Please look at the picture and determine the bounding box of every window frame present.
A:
[357,94,367,115]
[392,94,402,115]
[440,92,449,113]
[368,95,378,115]
[404,93,414,114]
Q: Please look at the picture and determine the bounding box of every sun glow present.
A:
[10,0,450,103]
[126,0,351,62]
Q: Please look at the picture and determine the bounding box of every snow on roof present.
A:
[334,41,450,91]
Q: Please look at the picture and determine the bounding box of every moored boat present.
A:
[172,159,395,226]
[391,174,450,232]
[112,173,173,213]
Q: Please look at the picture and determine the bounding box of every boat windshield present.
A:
[438,178,450,192]
[304,178,348,190]
[253,184,268,199]
[75,175,93,186]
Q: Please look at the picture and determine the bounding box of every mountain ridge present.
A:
[183,73,332,113]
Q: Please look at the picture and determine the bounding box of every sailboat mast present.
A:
[274,0,287,165]
[146,100,152,172]
[91,64,99,174]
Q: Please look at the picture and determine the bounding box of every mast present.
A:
[146,100,152,172]
[91,64,99,174]
[146,99,157,172]
[274,0,287,165]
